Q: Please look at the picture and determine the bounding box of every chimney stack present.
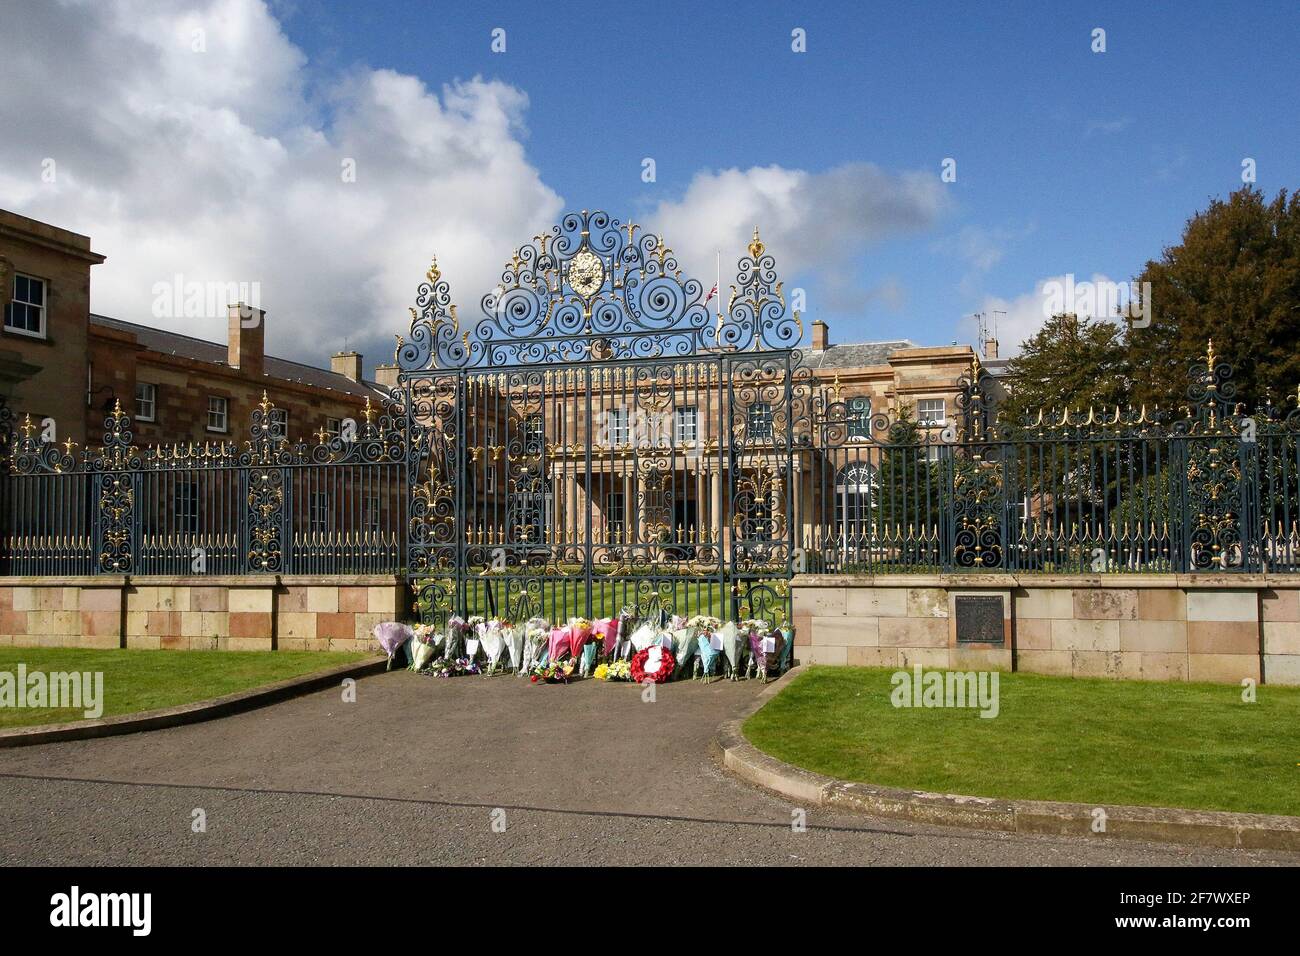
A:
[228,302,265,376]
[373,363,400,390]
[331,351,363,382]
[984,337,999,360]
[812,319,829,351]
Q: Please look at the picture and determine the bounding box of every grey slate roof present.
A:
[90,314,386,400]
[802,340,918,369]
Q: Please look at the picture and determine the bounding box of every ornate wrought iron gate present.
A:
[395,211,805,625]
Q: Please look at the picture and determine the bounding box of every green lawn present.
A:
[0,648,370,729]
[744,665,1300,817]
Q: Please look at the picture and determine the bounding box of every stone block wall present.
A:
[0,575,407,652]
[793,574,1299,686]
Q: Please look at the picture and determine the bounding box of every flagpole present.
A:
[715,248,722,334]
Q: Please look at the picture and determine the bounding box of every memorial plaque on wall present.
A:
[954,595,1004,645]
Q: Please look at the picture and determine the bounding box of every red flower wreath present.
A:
[630,646,676,684]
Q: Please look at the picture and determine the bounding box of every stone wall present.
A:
[0,575,407,652]
[793,574,1300,686]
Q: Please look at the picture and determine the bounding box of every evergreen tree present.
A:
[1129,186,1300,412]
[1000,313,1130,428]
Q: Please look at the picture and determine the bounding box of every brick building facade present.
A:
[1,208,389,448]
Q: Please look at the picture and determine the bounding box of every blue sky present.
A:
[3,0,1296,366]
[278,0,1300,350]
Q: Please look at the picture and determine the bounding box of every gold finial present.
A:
[427,257,441,284]
[315,426,329,444]
[259,390,271,413]
[362,396,374,424]
[748,225,765,259]
[20,414,33,438]
[1206,338,1215,369]
[110,398,126,422]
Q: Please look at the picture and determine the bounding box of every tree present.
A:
[1000,313,1131,428]
[1129,186,1300,412]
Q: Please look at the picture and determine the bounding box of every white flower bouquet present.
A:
[408,622,441,671]
[519,617,550,675]
[479,619,508,674]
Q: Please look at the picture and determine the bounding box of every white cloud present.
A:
[0,0,562,369]
[1084,117,1133,138]
[975,272,1121,357]
[645,162,947,313]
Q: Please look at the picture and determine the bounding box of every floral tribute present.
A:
[379,609,794,685]
[629,646,676,684]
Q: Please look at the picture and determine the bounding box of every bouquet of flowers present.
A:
[748,627,781,682]
[686,614,722,635]
[717,621,747,680]
[408,622,441,672]
[630,645,676,684]
[628,621,658,653]
[546,625,568,663]
[503,621,525,673]
[610,606,638,660]
[695,628,722,680]
[519,617,549,674]
[777,625,795,673]
[569,616,594,658]
[373,621,414,671]
[478,618,509,674]
[530,658,575,684]
[593,616,621,658]
[579,640,599,677]
[444,615,467,661]
[594,659,633,682]
[672,627,697,679]
[427,656,482,678]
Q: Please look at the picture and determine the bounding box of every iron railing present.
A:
[1,343,1294,592]
[798,342,1300,575]
[0,393,406,577]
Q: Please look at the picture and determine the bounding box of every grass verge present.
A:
[743,665,1300,817]
[0,647,370,729]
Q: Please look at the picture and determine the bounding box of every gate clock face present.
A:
[567,249,605,298]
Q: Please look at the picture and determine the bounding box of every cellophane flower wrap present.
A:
[479,619,507,673]
[629,621,657,653]
[613,606,637,660]
[409,623,439,671]
[630,645,675,684]
[373,621,413,671]
[717,621,745,679]
[672,627,697,678]
[520,617,549,675]
[503,622,525,672]
[594,617,620,657]
[695,628,722,679]
[778,625,795,671]
[579,640,598,677]
[569,617,593,657]
[748,628,769,679]
[444,615,466,660]
[548,624,573,663]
